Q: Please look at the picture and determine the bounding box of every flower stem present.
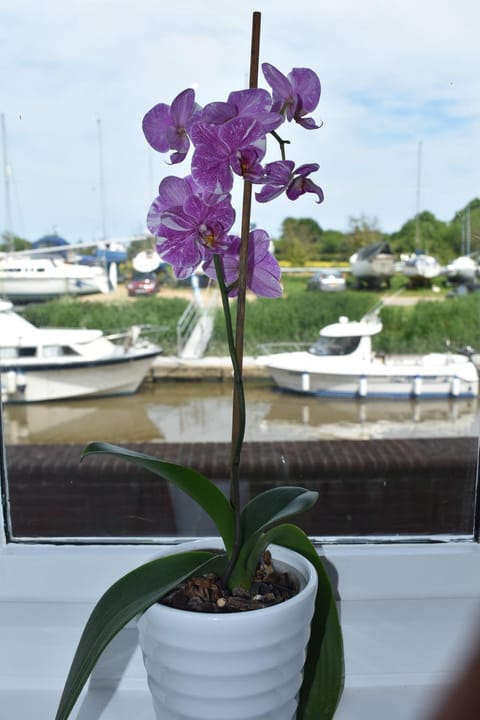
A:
[212,254,245,577]
[271,130,291,161]
[222,10,261,588]
[212,256,243,406]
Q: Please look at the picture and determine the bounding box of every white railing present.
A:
[176,284,219,358]
[176,301,201,356]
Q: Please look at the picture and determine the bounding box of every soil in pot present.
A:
[159,550,299,613]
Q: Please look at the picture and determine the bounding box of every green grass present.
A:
[211,275,479,356]
[378,295,480,353]
[23,296,189,354]
[209,289,376,355]
[21,280,480,357]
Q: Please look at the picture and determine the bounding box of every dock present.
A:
[150,355,269,381]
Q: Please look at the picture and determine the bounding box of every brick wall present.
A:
[5,438,477,539]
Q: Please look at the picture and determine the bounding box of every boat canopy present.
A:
[320,315,383,338]
[354,241,393,261]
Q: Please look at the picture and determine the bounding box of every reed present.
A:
[22,288,480,358]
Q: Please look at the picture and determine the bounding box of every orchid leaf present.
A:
[82,442,235,554]
[241,486,319,537]
[228,487,318,588]
[55,550,227,720]
[245,525,344,720]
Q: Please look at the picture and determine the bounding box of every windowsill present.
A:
[2,541,480,719]
[0,685,442,720]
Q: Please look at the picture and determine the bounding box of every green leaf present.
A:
[245,525,344,720]
[82,441,235,554]
[241,486,319,538]
[229,487,318,588]
[55,550,227,720]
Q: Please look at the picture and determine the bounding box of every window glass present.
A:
[309,336,361,356]
[1,1,479,543]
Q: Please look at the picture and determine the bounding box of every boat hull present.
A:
[1,351,158,403]
[351,256,395,280]
[349,242,395,287]
[401,254,442,282]
[263,353,479,399]
[261,313,479,400]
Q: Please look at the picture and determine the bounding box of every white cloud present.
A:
[1,0,479,242]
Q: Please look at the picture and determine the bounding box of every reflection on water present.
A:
[4,379,479,445]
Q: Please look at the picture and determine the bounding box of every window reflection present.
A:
[2,380,479,541]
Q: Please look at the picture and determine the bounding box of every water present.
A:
[4,379,479,445]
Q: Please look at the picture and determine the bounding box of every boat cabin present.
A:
[309,315,382,360]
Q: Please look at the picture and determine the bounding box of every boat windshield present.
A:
[308,335,361,356]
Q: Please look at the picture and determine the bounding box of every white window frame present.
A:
[2,407,480,719]
[2,508,480,719]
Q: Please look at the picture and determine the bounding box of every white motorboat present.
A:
[259,314,479,399]
[444,255,479,284]
[401,252,442,284]
[0,254,110,302]
[349,241,395,289]
[0,300,161,403]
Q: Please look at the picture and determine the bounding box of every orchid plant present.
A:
[55,12,343,720]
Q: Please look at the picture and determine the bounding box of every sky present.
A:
[1,0,479,246]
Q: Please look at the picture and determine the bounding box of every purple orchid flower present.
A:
[254,160,295,202]
[261,63,321,129]
[142,88,200,165]
[191,116,266,193]
[255,160,324,204]
[286,163,324,202]
[203,229,282,298]
[147,175,235,278]
[200,89,283,133]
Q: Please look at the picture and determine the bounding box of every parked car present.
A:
[307,270,346,292]
[127,271,159,297]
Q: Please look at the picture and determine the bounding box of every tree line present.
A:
[2,198,479,268]
[271,198,480,266]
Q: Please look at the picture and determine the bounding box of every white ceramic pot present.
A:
[137,542,318,720]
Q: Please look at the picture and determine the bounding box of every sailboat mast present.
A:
[466,202,471,255]
[415,140,422,250]
[1,113,13,251]
[96,115,107,242]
